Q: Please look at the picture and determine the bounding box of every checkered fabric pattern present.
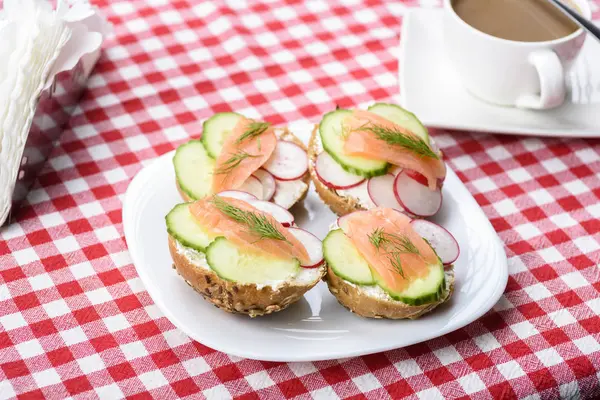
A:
[1,0,599,398]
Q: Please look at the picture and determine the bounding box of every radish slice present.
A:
[315,152,365,189]
[248,200,294,227]
[253,169,276,201]
[287,227,324,268]
[217,190,258,201]
[238,175,264,199]
[406,170,429,187]
[263,141,308,181]
[367,174,404,211]
[394,171,442,217]
[410,219,459,265]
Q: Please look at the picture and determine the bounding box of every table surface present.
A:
[1,0,600,399]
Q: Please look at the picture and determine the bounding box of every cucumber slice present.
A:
[323,229,374,285]
[173,140,215,200]
[166,203,214,252]
[374,263,445,306]
[201,112,243,158]
[205,237,300,284]
[319,109,388,178]
[367,103,429,143]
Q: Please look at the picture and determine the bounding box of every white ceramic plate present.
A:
[400,9,600,137]
[123,122,508,362]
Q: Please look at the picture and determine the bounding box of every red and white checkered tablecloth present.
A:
[1,0,600,398]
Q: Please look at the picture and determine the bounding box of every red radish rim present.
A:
[389,166,404,176]
[394,172,443,217]
[314,152,365,190]
[405,169,446,190]
[301,259,325,269]
[315,166,365,190]
[287,227,324,268]
[272,172,307,182]
[410,219,460,265]
[405,170,429,187]
[265,141,309,181]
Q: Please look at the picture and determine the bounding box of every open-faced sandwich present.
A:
[174,112,310,209]
[323,207,459,319]
[308,103,446,217]
[166,192,326,317]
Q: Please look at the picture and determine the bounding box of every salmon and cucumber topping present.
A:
[323,208,459,318]
[166,191,326,317]
[165,193,325,317]
[167,193,324,273]
[310,103,447,217]
[174,112,310,209]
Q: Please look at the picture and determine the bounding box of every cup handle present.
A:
[515,50,565,110]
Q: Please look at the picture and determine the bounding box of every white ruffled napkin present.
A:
[0,0,109,226]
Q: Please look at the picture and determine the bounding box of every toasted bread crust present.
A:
[307,125,366,216]
[176,127,309,208]
[168,236,325,317]
[325,265,455,319]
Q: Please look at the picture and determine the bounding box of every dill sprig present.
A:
[356,122,439,159]
[392,234,420,255]
[235,121,271,144]
[368,227,388,249]
[368,228,421,278]
[368,228,420,255]
[211,195,290,243]
[389,253,406,279]
[214,150,259,175]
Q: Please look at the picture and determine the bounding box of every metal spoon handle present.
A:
[546,0,600,42]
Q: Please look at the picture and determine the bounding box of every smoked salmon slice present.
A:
[212,118,277,193]
[342,208,438,292]
[190,196,310,264]
[342,110,445,190]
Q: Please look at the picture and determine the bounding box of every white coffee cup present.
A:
[443,0,590,110]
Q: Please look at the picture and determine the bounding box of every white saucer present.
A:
[123,122,508,362]
[400,9,600,137]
